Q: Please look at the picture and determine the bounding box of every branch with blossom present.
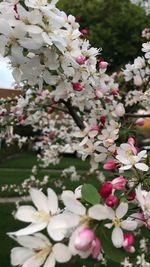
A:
[0,0,150,266]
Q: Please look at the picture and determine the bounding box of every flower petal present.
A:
[16,235,47,249]
[11,247,33,266]
[116,202,128,219]
[22,255,45,267]
[53,243,71,263]
[135,163,149,172]
[61,192,86,215]
[88,204,110,220]
[47,213,79,241]
[9,222,47,236]
[15,206,36,223]
[47,188,58,215]
[121,220,137,231]
[43,253,55,267]
[30,189,49,212]
[112,227,123,248]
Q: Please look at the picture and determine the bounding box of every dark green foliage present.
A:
[58,0,150,71]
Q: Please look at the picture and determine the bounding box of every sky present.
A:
[0,57,15,89]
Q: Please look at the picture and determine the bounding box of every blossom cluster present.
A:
[0,0,150,266]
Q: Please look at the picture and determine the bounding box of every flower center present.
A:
[112,217,121,227]
[34,245,52,260]
[34,210,50,222]
[80,215,91,225]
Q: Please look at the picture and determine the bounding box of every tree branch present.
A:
[62,99,85,130]
[125,113,150,118]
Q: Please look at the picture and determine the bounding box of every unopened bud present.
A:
[105,194,118,207]
[92,237,101,258]
[99,61,108,69]
[112,176,127,190]
[135,118,144,126]
[74,228,94,251]
[76,55,86,65]
[115,103,125,117]
[128,137,136,146]
[103,160,117,170]
[72,82,83,91]
[99,182,113,198]
[99,115,106,124]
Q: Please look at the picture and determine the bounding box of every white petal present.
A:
[22,255,45,267]
[116,202,128,219]
[10,222,47,236]
[135,163,149,172]
[112,227,123,248]
[30,188,49,212]
[43,253,55,267]
[16,235,47,249]
[119,165,132,170]
[105,223,113,229]
[11,247,33,266]
[47,213,79,241]
[53,243,71,263]
[121,220,137,230]
[62,192,86,215]
[47,188,58,215]
[15,206,36,223]
[88,204,110,220]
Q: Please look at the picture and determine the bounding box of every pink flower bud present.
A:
[99,115,106,124]
[76,55,86,65]
[128,137,135,145]
[146,218,150,230]
[105,194,118,207]
[74,228,94,251]
[135,118,144,126]
[99,182,113,198]
[112,176,127,190]
[115,103,125,117]
[72,82,83,91]
[92,237,101,258]
[47,107,54,114]
[95,89,103,98]
[80,28,88,38]
[111,88,118,96]
[90,124,100,132]
[123,233,134,247]
[103,160,117,170]
[99,61,108,69]
[127,191,136,201]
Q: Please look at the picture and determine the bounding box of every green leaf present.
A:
[81,183,100,205]
[99,229,128,263]
[146,152,150,167]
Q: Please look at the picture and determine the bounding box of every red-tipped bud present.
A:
[99,182,113,198]
[103,160,117,170]
[90,124,100,132]
[135,118,144,126]
[146,218,150,229]
[99,115,106,124]
[80,28,88,38]
[74,228,94,251]
[92,237,101,258]
[128,137,136,146]
[123,233,134,247]
[127,191,136,201]
[99,61,108,69]
[76,55,86,65]
[112,176,127,190]
[105,194,118,207]
[72,82,83,91]
[111,88,118,96]
[47,107,54,114]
